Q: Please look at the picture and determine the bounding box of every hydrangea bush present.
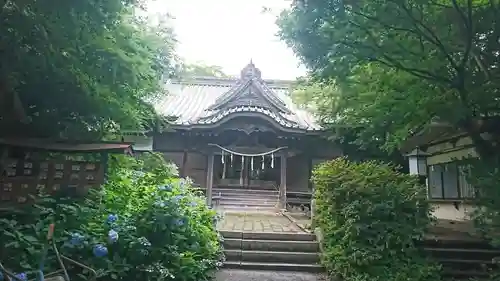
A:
[0,154,224,281]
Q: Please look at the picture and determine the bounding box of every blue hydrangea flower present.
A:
[173,218,185,227]
[188,201,197,207]
[108,230,119,243]
[93,244,108,257]
[69,232,84,246]
[178,179,186,190]
[131,171,145,179]
[14,273,27,281]
[158,184,172,191]
[172,195,183,203]
[138,237,151,247]
[154,200,166,208]
[106,214,118,224]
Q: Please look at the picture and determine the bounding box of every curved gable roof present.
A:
[154,63,321,132]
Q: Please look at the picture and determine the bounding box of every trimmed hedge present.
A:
[312,158,440,281]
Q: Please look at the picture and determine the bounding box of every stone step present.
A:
[425,246,500,261]
[218,204,277,209]
[225,249,320,264]
[224,238,319,252]
[213,188,278,196]
[215,184,277,191]
[213,193,278,200]
[221,231,316,241]
[214,194,279,200]
[216,205,278,212]
[223,261,323,273]
[213,194,279,200]
[216,199,278,206]
[214,196,277,203]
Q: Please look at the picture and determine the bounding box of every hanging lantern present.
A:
[261,155,265,170]
[230,153,233,166]
[221,150,225,164]
[251,157,254,171]
[405,147,429,176]
[271,153,274,168]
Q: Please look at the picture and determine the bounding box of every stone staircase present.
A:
[212,185,279,211]
[422,238,500,279]
[221,230,322,272]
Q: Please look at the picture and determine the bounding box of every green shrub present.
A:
[464,158,500,246]
[312,157,440,281]
[0,155,223,281]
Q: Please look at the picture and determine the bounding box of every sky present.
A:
[147,0,307,80]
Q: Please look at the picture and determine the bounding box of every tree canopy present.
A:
[0,0,179,140]
[277,0,500,159]
[179,62,229,78]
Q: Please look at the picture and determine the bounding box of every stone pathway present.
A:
[217,211,305,233]
[215,212,320,281]
[215,269,326,281]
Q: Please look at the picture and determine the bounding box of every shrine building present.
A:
[129,62,342,209]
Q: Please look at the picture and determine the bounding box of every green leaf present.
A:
[22,235,39,243]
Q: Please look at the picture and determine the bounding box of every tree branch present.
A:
[339,40,452,84]
[451,0,474,70]
[391,0,460,72]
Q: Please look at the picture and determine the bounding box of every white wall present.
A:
[431,202,475,221]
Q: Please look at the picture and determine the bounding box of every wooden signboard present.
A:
[0,156,105,204]
[0,138,133,206]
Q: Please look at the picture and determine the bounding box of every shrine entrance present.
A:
[213,144,283,188]
[138,62,344,210]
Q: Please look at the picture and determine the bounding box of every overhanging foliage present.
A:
[277,0,500,159]
[0,0,180,140]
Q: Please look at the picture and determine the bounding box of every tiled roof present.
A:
[154,63,320,132]
[0,138,133,152]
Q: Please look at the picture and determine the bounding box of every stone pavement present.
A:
[215,269,326,281]
[217,211,306,233]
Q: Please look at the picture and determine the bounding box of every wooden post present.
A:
[180,150,188,178]
[279,154,287,210]
[239,156,244,186]
[206,153,214,206]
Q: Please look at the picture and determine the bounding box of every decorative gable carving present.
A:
[207,62,291,114]
[220,84,275,110]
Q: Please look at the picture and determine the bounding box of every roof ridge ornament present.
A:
[240,60,261,80]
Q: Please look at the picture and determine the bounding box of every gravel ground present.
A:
[215,269,327,281]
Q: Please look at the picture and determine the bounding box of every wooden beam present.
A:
[205,153,214,206]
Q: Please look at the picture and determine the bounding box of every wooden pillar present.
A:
[279,154,287,210]
[239,156,244,186]
[206,153,214,206]
[180,150,188,178]
[244,156,250,186]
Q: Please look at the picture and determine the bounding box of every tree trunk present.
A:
[460,118,500,165]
